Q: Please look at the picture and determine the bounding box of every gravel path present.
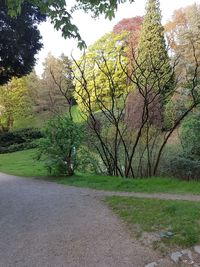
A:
[0,173,191,267]
[87,188,200,202]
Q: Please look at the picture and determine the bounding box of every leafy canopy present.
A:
[73,31,130,112]
[5,0,134,48]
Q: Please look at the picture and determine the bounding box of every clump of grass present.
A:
[105,196,200,248]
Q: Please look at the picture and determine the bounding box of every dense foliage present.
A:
[0,1,45,85]
[72,0,200,179]
[0,77,30,132]
[181,114,200,159]
[0,128,42,153]
[136,0,173,97]
[74,32,129,111]
[113,16,143,55]
[38,115,84,176]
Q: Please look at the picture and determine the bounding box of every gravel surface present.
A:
[0,173,176,267]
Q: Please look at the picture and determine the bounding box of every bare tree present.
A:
[72,41,200,178]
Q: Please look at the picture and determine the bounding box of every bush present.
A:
[158,141,200,181]
[161,155,200,180]
[77,146,103,174]
[181,114,200,159]
[38,115,84,176]
[0,128,43,153]
[159,114,200,180]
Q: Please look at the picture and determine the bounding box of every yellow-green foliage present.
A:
[0,77,30,131]
[73,32,130,112]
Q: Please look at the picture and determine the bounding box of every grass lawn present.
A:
[13,105,84,130]
[105,196,200,249]
[0,149,47,177]
[1,149,200,195]
[13,111,52,129]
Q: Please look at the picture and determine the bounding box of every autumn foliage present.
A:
[113,16,143,52]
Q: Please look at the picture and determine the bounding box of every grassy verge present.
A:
[59,174,200,195]
[1,149,200,195]
[105,196,200,250]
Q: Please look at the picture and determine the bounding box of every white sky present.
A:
[35,0,200,75]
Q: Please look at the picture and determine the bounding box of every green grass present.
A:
[59,174,200,195]
[13,105,84,130]
[2,149,200,195]
[105,196,200,249]
[13,111,52,129]
[0,149,47,177]
[71,105,85,123]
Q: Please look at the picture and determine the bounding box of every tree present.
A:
[42,53,75,116]
[25,71,47,114]
[0,1,46,85]
[165,4,200,75]
[72,38,200,178]
[125,0,174,129]
[5,0,134,48]
[74,32,129,112]
[0,77,30,132]
[164,4,200,127]
[113,16,143,51]
[25,54,74,117]
[136,0,173,95]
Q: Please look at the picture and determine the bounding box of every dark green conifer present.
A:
[136,0,173,95]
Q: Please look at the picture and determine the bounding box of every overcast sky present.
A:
[35,0,200,75]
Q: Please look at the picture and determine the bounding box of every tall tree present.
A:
[165,4,200,74]
[136,0,173,95]
[42,53,74,114]
[26,54,74,115]
[163,4,200,130]
[125,0,173,129]
[0,1,46,85]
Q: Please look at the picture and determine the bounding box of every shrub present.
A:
[77,146,103,174]
[161,155,200,180]
[38,115,84,176]
[181,114,200,159]
[0,128,43,153]
[159,114,200,180]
